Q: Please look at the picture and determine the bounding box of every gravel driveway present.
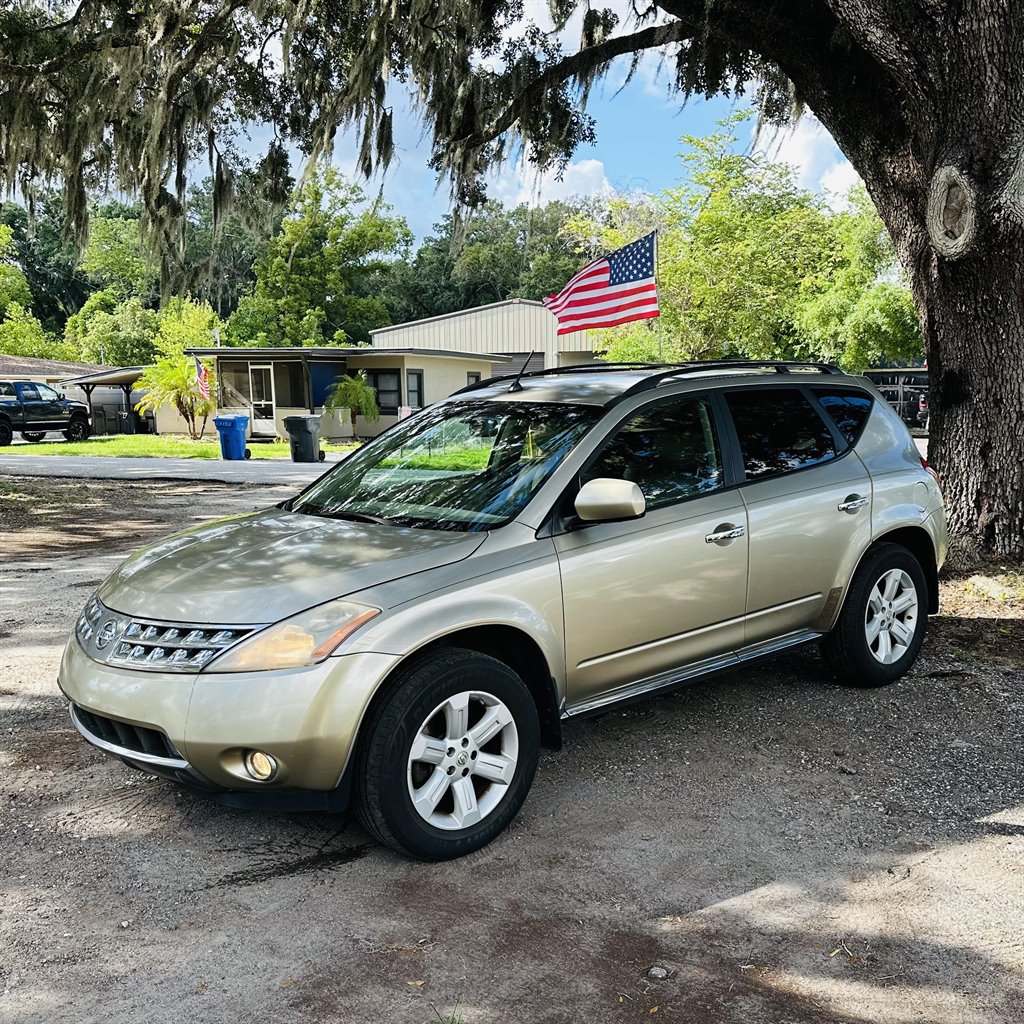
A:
[2,476,1022,1024]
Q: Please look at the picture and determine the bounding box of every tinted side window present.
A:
[36,383,59,401]
[16,383,41,402]
[725,388,836,480]
[813,388,873,446]
[584,397,723,510]
[0,382,15,397]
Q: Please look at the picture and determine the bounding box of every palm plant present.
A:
[324,372,380,440]
[135,352,216,440]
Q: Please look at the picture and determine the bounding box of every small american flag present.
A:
[543,232,659,336]
[194,356,210,400]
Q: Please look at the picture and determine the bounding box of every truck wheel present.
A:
[21,431,47,442]
[64,417,90,442]
[355,648,540,860]
[0,420,11,446]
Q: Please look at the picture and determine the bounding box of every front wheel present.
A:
[21,431,47,442]
[64,417,90,442]
[823,543,929,688]
[355,648,540,860]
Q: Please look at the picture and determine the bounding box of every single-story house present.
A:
[369,297,599,376]
[185,346,508,440]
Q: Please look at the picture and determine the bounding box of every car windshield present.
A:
[290,400,600,532]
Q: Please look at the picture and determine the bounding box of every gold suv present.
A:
[61,362,947,859]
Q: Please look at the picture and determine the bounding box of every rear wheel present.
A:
[64,417,90,442]
[21,431,46,442]
[0,420,11,446]
[355,648,540,860]
[824,543,928,687]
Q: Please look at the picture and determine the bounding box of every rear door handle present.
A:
[838,495,869,513]
[705,524,745,544]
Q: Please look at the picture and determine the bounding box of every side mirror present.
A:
[574,477,646,523]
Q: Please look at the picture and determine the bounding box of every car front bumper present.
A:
[58,634,401,804]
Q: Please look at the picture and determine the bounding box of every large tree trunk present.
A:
[918,242,1024,563]
[740,1,1024,566]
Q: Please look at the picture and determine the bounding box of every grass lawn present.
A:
[4,434,361,460]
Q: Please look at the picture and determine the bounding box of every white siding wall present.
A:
[370,300,596,370]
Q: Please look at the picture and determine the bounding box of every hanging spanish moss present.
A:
[0,1,802,294]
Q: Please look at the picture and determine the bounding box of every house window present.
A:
[406,370,424,408]
[273,361,305,407]
[364,369,401,415]
[467,372,481,386]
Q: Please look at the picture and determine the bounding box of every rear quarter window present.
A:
[724,387,837,480]
[812,388,874,446]
[0,382,15,397]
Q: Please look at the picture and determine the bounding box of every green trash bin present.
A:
[283,414,325,463]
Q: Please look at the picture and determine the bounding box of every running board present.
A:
[562,629,823,718]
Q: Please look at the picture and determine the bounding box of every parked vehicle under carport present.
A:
[0,379,91,445]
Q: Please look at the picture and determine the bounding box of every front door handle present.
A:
[838,495,869,513]
[705,524,745,545]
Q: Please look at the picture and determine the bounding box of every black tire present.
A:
[243,448,251,459]
[355,648,540,860]
[21,431,47,442]
[823,542,929,688]
[64,417,90,442]
[0,419,11,446]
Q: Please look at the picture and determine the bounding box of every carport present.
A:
[60,366,149,433]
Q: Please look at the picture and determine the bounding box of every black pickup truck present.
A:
[0,379,91,445]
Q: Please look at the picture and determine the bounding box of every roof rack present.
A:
[607,359,844,405]
[449,361,690,396]
[449,359,844,400]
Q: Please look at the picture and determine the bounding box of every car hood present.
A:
[98,508,485,624]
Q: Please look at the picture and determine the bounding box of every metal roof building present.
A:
[369,298,598,376]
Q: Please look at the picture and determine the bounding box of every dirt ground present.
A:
[2,476,1023,1024]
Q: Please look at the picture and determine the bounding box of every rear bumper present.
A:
[58,634,402,804]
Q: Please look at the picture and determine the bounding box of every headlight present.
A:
[207,598,380,673]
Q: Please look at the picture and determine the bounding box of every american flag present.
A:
[543,232,659,335]
[194,356,211,400]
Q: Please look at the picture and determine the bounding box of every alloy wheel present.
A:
[865,568,918,664]
[406,690,519,831]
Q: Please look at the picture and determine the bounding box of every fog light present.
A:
[244,750,278,781]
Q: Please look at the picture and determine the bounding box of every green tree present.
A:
[134,303,221,439]
[226,167,410,347]
[0,224,33,321]
[379,200,590,324]
[564,117,921,372]
[1,194,91,331]
[79,216,158,300]
[796,188,923,369]
[71,297,159,366]
[182,160,293,318]
[0,302,79,360]
[324,372,381,439]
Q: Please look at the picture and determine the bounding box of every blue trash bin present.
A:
[213,414,250,460]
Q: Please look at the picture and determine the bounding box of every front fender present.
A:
[342,549,567,703]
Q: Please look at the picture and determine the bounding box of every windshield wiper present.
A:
[295,505,391,525]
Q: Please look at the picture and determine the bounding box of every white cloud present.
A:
[756,114,863,208]
[820,160,861,208]
[489,157,613,207]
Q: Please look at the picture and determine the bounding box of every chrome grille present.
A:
[76,596,260,672]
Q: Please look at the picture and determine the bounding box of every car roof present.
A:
[451,361,865,407]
